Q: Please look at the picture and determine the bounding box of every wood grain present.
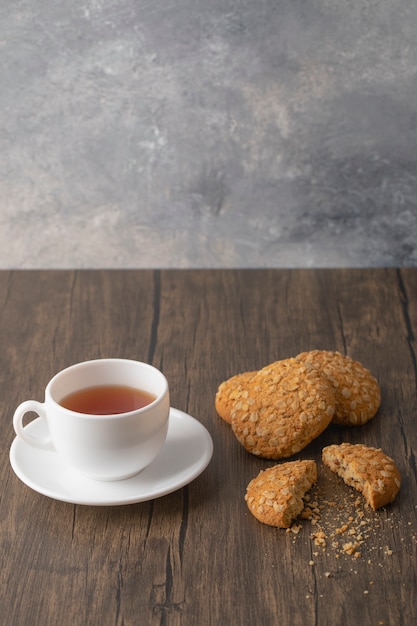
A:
[1,269,416,625]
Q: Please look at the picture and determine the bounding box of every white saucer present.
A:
[9,408,213,506]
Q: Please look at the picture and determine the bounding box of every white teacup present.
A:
[13,359,170,481]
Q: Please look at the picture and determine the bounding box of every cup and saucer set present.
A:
[9,359,213,506]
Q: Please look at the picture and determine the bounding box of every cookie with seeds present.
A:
[322,443,401,510]
[231,358,335,459]
[245,460,318,528]
[295,350,380,426]
[215,371,257,424]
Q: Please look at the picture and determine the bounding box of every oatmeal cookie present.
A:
[295,350,380,426]
[215,371,257,424]
[245,460,318,528]
[230,358,335,459]
[322,443,401,510]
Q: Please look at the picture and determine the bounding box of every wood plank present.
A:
[1,269,416,625]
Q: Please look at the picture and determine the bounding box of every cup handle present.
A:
[13,400,51,448]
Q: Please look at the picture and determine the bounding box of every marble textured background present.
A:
[1,0,417,268]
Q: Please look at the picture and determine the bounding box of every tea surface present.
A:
[60,385,156,415]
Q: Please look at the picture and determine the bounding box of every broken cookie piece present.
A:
[322,443,401,510]
[245,460,318,528]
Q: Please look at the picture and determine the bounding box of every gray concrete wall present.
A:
[1,0,417,268]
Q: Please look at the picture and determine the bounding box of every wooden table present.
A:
[1,269,416,626]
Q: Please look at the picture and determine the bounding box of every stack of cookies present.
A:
[215,350,401,528]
